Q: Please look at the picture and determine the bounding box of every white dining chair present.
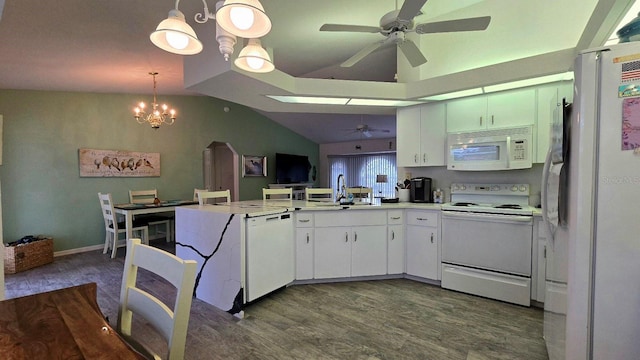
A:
[98,193,149,259]
[129,189,172,243]
[193,188,207,202]
[262,188,293,201]
[346,187,373,202]
[197,190,231,205]
[305,188,334,202]
[117,238,197,360]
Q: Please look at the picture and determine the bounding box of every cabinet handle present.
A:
[390,216,400,220]
[544,245,546,259]
[354,232,357,242]
[391,230,395,240]
[306,233,309,244]
[423,153,426,163]
[430,233,434,243]
[345,232,349,242]
[416,217,428,221]
[298,219,310,223]
[491,115,494,125]
[480,116,483,126]
[414,154,418,163]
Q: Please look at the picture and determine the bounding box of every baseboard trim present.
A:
[54,244,103,257]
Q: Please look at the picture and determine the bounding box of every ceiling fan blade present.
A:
[415,16,491,34]
[397,0,428,22]
[340,40,387,67]
[320,24,381,33]
[397,39,427,67]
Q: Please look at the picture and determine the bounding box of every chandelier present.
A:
[133,72,176,129]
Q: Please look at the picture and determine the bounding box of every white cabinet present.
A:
[446,88,536,133]
[313,211,387,279]
[534,81,573,163]
[405,210,439,280]
[387,210,404,274]
[397,103,446,167]
[295,212,314,280]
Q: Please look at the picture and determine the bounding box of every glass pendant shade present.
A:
[234,39,274,73]
[216,0,272,38]
[150,9,203,55]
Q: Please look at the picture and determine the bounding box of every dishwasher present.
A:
[245,213,294,302]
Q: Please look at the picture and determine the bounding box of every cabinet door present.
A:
[388,224,404,274]
[406,225,438,280]
[396,106,421,166]
[487,88,535,128]
[351,225,387,277]
[419,103,446,166]
[446,96,487,132]
[534,84,558,163]
[295,228,314,280]
[314,227,351,279]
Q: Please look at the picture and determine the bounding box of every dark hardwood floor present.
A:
[4,243,548,359]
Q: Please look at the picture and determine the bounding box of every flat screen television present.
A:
[275,153,310,184]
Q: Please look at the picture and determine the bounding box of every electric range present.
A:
[440,183,534,215]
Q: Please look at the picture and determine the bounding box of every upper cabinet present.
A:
[397,103,446,167]
[534,81,573,163]
[446,88,536,133]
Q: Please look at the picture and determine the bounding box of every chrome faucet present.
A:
[336,173,346,202]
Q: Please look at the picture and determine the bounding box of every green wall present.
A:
[0,89,318,252]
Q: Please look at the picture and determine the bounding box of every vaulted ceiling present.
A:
[0,0,635,143]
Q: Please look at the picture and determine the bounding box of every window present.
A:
[328,153,397,198]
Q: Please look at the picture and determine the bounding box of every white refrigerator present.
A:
[543,41,640,359]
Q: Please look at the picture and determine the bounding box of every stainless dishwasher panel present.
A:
[441,211,533,276]
[246,213,294,302]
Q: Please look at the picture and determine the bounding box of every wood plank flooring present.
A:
[4,245,548,359]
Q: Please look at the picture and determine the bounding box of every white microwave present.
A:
[446,126,532,171]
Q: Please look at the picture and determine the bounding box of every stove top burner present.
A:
[493,204,522,209]
[452,202,478,207]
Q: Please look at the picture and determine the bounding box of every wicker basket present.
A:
[4,238,54,274]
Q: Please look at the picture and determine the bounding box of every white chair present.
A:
[305,188,334,202]
[193,188,207,202]
[118,238,197,360]
[129,189,172,243]
[262,188,293,201]
[197,190,231,205]
[98,193,149,259]
[346,187,373,202]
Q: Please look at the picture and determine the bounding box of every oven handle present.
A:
[442,211,532,224]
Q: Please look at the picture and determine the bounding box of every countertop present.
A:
[179,200,443,217]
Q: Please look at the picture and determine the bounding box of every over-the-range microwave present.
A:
[446,126,532,171]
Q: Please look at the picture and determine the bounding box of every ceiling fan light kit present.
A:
[150,0,274,72]
[150,9,203,55]
[319,0,491,68]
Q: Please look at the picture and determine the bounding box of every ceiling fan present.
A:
[319,0,491,68]
[343,124,391,138]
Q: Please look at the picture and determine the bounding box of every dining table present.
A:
[114,200,198,241]
[0,283,147,359]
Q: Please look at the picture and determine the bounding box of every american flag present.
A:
[622,60,640,81]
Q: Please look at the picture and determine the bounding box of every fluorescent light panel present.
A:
[420,88,483,101]
[483,72,574,93]
[266,96,422,107]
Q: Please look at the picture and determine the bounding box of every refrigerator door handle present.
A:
[541,148,556,243]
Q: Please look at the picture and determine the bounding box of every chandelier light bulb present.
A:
[229,6,254,30]
[165,31,190,50]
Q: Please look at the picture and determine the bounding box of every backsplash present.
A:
[397,164,544,207]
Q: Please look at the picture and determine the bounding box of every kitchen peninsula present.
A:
[175,199,543,318]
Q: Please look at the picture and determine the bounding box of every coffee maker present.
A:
[410,177,433,203]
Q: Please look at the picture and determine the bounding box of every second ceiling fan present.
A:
[319,0,491,68]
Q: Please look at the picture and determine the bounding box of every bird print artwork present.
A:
[79,149,161,177]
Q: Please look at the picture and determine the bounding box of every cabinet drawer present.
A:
[406,211,439,227]
[388,210,403,225]
[315,210,386,227]
[295,212,314,227]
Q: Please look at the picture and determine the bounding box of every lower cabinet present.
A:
[405,210,440,280]
[295,212,314,280]
[387,210,405,274]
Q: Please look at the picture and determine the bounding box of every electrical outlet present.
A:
[404,172,412,180]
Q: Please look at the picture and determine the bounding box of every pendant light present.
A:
[215,0,272,38]
[234,38,274,73]
[150,8,203,55]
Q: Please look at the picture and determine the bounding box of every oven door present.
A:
[441,211,533,276]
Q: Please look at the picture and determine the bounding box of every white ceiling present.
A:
[0,0,635,143]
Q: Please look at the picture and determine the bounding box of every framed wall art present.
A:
[242,155,267,177]
[78,148,160,177]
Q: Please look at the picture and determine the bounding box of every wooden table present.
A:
[114,200,197,241]
[0,283,147,359]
